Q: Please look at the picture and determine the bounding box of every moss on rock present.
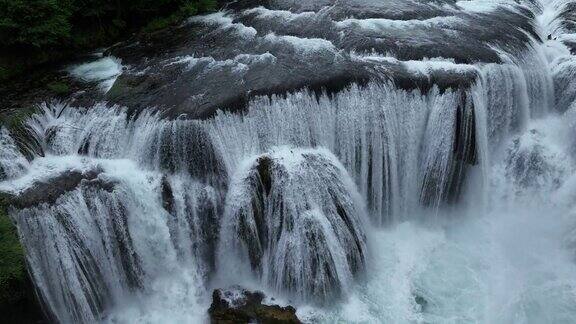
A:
[0,107,34,131]
[47,81,71,96]
[0,194,46,323]
[0,107,44,161]
[0,194,25,304]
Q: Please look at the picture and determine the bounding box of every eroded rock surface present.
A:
[3,168,114,209]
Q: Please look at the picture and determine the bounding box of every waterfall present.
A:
[0,65,554,322]
[2,0,576,323]
[2,157,212,323]
[0,127,29,180]
[0,74,511,321]
[208,82,488,222]
[217,147,368,302]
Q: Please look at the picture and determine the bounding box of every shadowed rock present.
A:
[505,129,568,191]
[3,168,115,209]
[420,90,478,206]
[155,122,227,185]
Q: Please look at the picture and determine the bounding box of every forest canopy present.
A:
[0,0,217,50]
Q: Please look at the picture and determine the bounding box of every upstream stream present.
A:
[2,0,576,323]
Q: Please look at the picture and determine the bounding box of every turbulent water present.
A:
[2,0,576,323]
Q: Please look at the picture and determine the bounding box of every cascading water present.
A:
[217,147,368,302]
[0,127,29,179]
[2,0,576,323]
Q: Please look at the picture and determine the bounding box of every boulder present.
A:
[208,287,301,324]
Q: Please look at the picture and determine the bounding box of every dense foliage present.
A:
[0,194,25,305]
[0,0,73,48]
[0,0,216,49]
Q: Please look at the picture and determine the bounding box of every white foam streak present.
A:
[68,56,123,93]
[188,11,258,39]
[335,16,463,30]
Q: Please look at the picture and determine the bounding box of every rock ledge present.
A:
[208,287,301,324]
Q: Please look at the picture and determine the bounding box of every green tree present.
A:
[0,0,216,49]
[0,0,74,48]
[0,0,216,82]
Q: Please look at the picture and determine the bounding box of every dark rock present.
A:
[0,64,102,124]
[0,109,45,161]
[101,1,535,120]
[414,294,428,311]
[161,176,175,214]
[255,156,273,195]
[3,168,115,209]
[156,123,227,185]
[208,287,301,324]
[420,90,478,206]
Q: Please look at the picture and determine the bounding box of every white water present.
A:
[216,147,368,302]
[2,0,576,323]
[68,55,123,93]
[0,127,29,179]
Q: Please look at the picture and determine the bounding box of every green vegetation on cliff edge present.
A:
[0,0,217,82]
[0,194,25,306]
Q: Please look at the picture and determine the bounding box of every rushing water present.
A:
[2,0,576,323]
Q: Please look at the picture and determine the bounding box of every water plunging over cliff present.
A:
[2,0,576,323]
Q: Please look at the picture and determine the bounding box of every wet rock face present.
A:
[156,122,227,185]
[420,90,478,207]
[161,176,175,214]
[208,287,301,324]
[1,118,44,162]
[161,175,222,272]
[221,148,367,302]
[9,169,178,323]
[105,0,536,119]
[3,168,115,209]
